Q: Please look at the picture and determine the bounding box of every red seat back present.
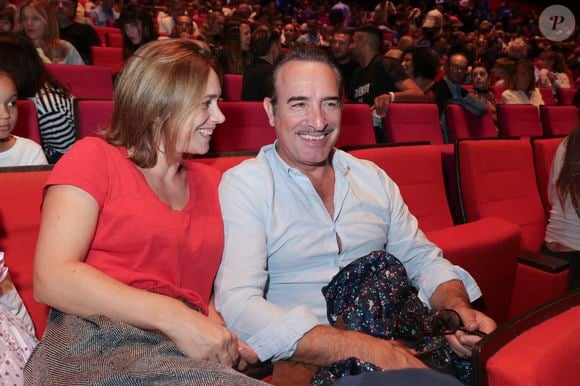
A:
[222,74,243,102]
[532,137,564,216]
[445,104,498,141]
[490,84,505,103]
[107,33,124,48]
[335,104,376,148]
[0,166,52,338]
[211,102,275,152]
[45,64,114,100]
[458,139,546,251]
[497,104,543,138]
[91,46,124,74]
[94,26,121,46]
[13,100,41,145]
[557,88,577,105]
[540,105,578,136]
[538,87,557,105]
[383,103,444,145]
[348,144,453,232]
[190,152,257,174]
[75,100,114,138]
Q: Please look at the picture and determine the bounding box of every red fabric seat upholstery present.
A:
[474,291,580,386]
[539,105,578,136]
[557,88,577,105]
[0,166,52,338]
[91,46,124,74]
[445,104,498,142]
[94,26,121,47]
[532,137,564,216]
[211,102,275,152]
[382,103,444,144]
[107,33,123,48]
[538,87,557,105]
[497,104,543,138]
[190,152,257,174]
[490,85,505,104]
[75,100,114,138]
[46,64,114,100]
[13,100,41,145]
[348,144,522,324]
[222,74,243,102]
[335,104,376,148]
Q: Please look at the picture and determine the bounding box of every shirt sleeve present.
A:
[215,168,320,361]
[379,170,482,305]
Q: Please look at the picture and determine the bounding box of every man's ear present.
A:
[263,97,276,127]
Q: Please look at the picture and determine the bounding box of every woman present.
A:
[0,32,76,164]
[544,123,580,291]
[537,51,571,95]
[501,59,544,107]
[401,47,440,102]
[469,63,497,122]
[119,4,157,60]
[25,39,263,385]
[15,0,83,64]
[217,20,252,75]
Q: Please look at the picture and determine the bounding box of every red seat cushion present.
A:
[46,64,114,100]
[75,100,114,138]
[383,103,443,145]
[445,104,498,141]
[13,100,41,145]
[222,74,243,102]
[498,104,543,138]
[335,104,376,148]
[540,105,578,136]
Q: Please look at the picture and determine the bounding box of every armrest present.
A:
[518,250,569,274]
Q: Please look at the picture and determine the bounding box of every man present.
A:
[172,14,197,39]
[50,0,101,64]
[296,16,323,47]
[347,24,424,141]
[329,29,358,94]
[157,0,198,37]
[241,25,279,101]
[215,48,495,376]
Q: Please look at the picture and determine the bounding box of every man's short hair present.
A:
[355,24,382,52]
[269,47,343,106]
[250,25,280,57]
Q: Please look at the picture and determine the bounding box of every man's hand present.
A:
[445,307,496,358]
[372,93,393,118]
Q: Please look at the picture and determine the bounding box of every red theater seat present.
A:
[497,104,543,138]
[445,104,498,142]
[190,151,257,174]
[382,103,444,144]
[75,100,114,138]
[540,105,578,136]
[0,165,52,338]
[557,88,577,105]
[335,104,376,148]
[91,46,124,74]
[107,33,123,48]
[45,64,114,100]
[13,100,41,145]
[348,144,522,324]
[94,26,121,47]
[222,74,243,102]
[474,291,580,386]
[538,87,557,105]
[532,137,564,216]
[211,102,275,152]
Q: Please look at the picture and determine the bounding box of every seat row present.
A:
[0,138,569,341]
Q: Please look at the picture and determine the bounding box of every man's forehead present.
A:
[276,60,339,97]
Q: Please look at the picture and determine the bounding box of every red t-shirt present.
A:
[45,137,223,315]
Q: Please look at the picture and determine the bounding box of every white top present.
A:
[501,88,544,107]
[215,144,481,361]
[0,136,48,167]
[545,140,580,250]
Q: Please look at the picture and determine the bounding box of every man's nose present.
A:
[307,105,327,131]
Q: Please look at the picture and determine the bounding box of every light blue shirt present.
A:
[215,143,481,361]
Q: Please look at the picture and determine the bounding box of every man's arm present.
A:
[373,78,425,116]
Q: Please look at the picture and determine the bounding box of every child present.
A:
[0,70,47,166]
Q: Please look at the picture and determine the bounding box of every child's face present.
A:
[0,73,18,140]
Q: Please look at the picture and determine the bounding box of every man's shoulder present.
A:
[222,147,275,183]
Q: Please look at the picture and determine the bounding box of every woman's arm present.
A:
[34,185,241,367]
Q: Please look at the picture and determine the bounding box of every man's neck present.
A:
[59,20,74,29]
[359,50,376,68]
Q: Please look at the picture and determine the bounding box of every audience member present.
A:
[15,0,84,64]
[428,53,470,114]
[49,0,100,64]
[0,32,76,163]
[216,20,251,75]
[158,0,198,37]
[25,38,262,385]
[0,7,14,31]
[216,47,495,383]
[492,57,514,88]
[543,122,580,291]
[537,51,571,95]
[280,22,298,48]
[502,59,544,107]
[118,4,157,60]
[89,0,118,27]
[400,47,440,96]
[199,10,225,50]
[241,25,279,101]
[0,70,47,166]
[469,62,497,122]
[329,29,357,93]
[296,15,322,47]
[171,14,198,40]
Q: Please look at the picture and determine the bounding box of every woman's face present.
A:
[401,53,413,77]
[176,70,225,155]
[21,6,47,43]
[472,66,489,90]
[240,23,251,51]
[124,21,143,45]
[515,64,533,90]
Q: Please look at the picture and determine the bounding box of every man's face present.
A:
[175,15,193,37]
[49,0,76,25]
[445,54,468,85]
[330,33,351,62]
[349,32,365,63]
[264,61,342,172]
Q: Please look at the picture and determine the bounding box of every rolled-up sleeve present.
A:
[215,168,320,361]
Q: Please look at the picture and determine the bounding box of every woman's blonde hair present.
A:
[104,39,213,168]
[15,0,68,63]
